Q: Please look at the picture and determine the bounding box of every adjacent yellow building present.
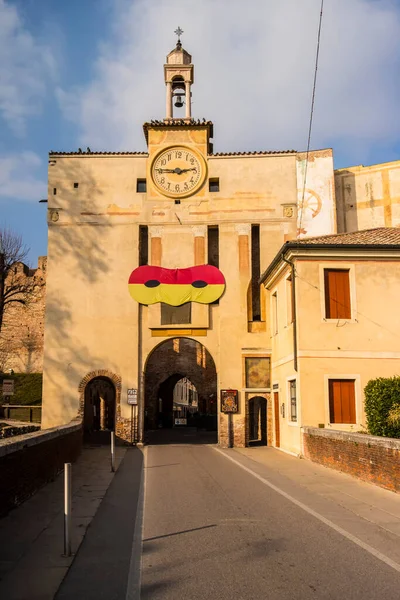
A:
[261,228,400,454]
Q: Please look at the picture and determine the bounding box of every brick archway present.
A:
[144,338,217,431]
[245,392,272,447]
[78,369,122,422]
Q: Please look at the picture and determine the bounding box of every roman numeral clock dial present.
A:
[151,146,206,198]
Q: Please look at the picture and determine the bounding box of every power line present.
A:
[298,0,324,236]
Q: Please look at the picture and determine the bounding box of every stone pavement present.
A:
[0,443,126,600]
[233,446,400,540]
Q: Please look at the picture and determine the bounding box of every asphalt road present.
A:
[141,441,400,600]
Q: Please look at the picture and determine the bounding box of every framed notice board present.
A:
[220,389,239,413]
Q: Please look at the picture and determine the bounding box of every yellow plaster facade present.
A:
[263,239,400,454]
[335,160,400,232]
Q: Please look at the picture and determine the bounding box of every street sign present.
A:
[2,380,14,396]
[127,389,138,405]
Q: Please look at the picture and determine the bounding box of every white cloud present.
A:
[57,0,400,163]
[0,0,56,136]
[0,152,46,201]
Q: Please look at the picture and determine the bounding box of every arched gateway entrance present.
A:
[144,338,217,433]
[83,377,116,439]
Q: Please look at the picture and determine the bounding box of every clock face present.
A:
[151,146,205,198]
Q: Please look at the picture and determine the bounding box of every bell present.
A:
[174,95,184,108]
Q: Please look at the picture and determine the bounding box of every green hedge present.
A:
[364,377,400,438]
[0,373,42,405]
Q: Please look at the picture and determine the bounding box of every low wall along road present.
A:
[302,427,400,492]
[0,420,82,516]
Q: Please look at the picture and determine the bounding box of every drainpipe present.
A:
[281,254,298,372]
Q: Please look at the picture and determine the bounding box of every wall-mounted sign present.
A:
[221,389,239,413]
[127,389,138,405]
[128,265,225,306]
[2,380,14,396]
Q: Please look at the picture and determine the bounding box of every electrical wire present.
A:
[298,0,325,236]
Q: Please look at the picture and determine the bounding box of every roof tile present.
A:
[296,227,400,246]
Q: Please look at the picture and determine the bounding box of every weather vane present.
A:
[174,26,184,43]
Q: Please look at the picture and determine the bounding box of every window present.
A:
[272,292,278,335]
[73,182,79,189]
[207,226,219,267]
[324,269,351,319]
[289,379,297,422]
[138,225,148,266]
[209,178,220,192]
[161,303,191,325]
[251,224,261,321]
[329,379,356,424]
[286,275,293,324]
[136,179,147,193]
[53,188,57,195]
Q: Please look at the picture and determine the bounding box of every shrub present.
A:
[364,377,400,438]
[0,424,40,439]
[388,405,400,428]
[0,373,42,405]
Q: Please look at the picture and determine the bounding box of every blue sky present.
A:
[1,0,400,264]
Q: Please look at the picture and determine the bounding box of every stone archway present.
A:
[144,338,217,432]
[248,396,267,446]
[78,370,122,441]
[245,393,272,447]
[83,377,116,434]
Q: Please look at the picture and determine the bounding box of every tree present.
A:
[0,228,35,336]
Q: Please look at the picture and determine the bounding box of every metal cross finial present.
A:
[174,26,183,42]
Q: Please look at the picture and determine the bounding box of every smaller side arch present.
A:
[245,393,272,447]
[78,369,122,422]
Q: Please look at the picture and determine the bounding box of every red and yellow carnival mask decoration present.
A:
[128,265,225,305]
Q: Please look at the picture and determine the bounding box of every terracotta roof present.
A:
[49,150,148,156]
[294,227,400,246]
[143,119,214,142]
[210,150,296,157]
[260,227,400,285]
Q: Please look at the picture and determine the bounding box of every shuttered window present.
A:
[329,379,356,424]
[324,269,351,319]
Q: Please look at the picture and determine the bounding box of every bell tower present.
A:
[164,27,194,122]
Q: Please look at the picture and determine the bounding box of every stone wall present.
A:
[0,420,82,516]
[302,427,400,492]
[0,257,46,373]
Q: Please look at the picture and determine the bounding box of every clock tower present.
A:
[145,30,213,201]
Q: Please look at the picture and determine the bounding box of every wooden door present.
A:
[273,392,280,448]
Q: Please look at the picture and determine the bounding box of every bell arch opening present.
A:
[144,338,217,435]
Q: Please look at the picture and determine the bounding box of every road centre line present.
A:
[213,447,400,574]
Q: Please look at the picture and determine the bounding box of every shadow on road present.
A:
[145,427,217,446]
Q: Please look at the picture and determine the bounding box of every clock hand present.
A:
[155,168,176,173]
[179,168,197,173]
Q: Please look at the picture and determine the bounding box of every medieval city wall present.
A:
[0,257,47,374]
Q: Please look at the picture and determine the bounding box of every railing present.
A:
[0,405,42,423]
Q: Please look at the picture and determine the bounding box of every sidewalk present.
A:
[233,446,400,539]
[0,443,126,600]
